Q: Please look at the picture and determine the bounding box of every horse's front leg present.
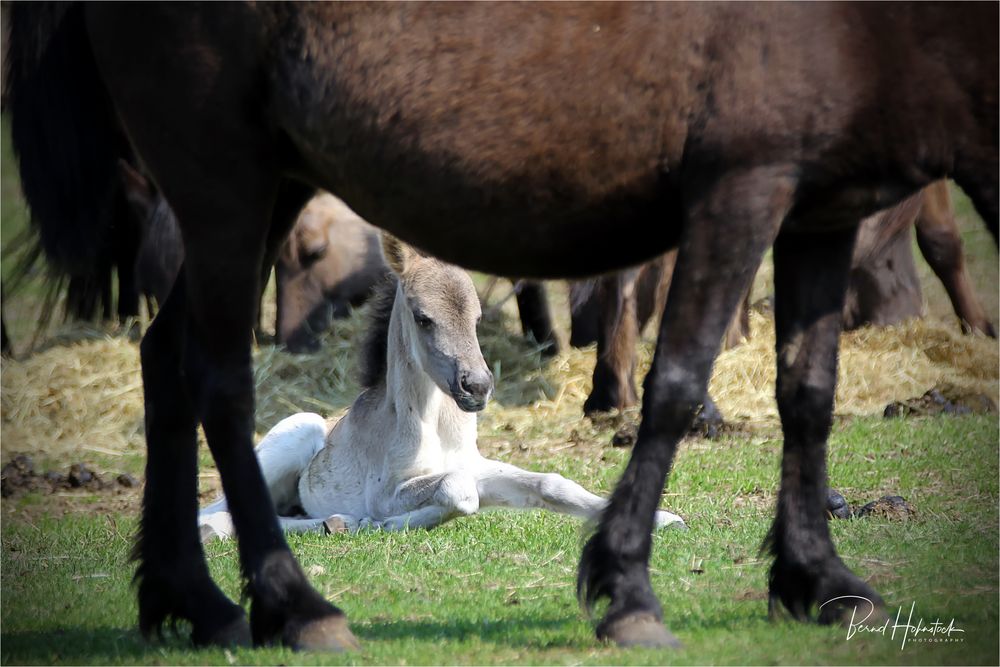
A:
[577,167,793,647]
[373,471,481,530]
[766,228,886,624]
[475,459,685,528]
[178,212,356,651]
[514,281,560,356]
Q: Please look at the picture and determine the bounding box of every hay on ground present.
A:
[2,303,997,467]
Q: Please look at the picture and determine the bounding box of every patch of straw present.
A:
[708,313,998,421]
[2,300,996,467]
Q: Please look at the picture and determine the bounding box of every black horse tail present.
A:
[4,2,125,276]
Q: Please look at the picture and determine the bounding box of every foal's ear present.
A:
[380,232,417,275]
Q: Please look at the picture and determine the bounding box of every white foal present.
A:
[199,235,685,540]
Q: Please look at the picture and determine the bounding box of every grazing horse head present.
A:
[275,193,387,353]
[381,234,493,413]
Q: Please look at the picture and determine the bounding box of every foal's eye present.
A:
[414,313,434,329]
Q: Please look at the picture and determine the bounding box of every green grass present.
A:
[3,416,997,665]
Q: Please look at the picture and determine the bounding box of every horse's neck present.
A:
[383,292,476,451]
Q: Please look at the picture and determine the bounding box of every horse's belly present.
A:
[269,4,696,277]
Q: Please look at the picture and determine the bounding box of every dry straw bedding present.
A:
[2,306,996,467]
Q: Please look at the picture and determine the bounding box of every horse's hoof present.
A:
[653,510,687,530]
[597,613,682,649]
[769,556,885,626]
[767,592,803,623]
[290,614,361,652]
[199,614,252,648]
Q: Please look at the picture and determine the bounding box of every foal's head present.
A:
[382,234,494,412]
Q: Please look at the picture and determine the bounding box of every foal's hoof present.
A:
[200,524,222,544]
[290,614,361,652]
[598,613,682,649]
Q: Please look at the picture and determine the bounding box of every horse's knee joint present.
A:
[642,375,704,432]
[777,380,834,417]
[437,473,479,515]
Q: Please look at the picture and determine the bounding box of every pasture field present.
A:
[2,117,998,664]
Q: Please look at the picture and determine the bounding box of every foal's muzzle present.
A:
[453,368,494,412]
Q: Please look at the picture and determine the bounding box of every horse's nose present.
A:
[460,368,493,399]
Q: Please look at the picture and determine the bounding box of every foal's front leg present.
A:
[475,459,685,528]
[766,228,885,623]
[577,167,793,647]
[372,471,481,530]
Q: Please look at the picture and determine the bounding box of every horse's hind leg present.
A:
[583,268,642,415]
[914,182,996,337]
[578,167,792,647]
[515,281,560,356]
[766,228,885,624]
[136,277,250,647]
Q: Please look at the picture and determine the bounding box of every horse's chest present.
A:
[397,419,476,476]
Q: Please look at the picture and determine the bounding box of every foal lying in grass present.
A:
[199,235,685,539]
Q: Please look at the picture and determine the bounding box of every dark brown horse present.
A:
[7,1,996,652]
[579,179,996,417]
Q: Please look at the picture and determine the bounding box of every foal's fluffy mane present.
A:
[359,274,400,389]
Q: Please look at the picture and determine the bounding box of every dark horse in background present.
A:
[7,2,996,652]
[576,179,997,417]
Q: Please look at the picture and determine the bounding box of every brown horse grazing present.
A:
[573,256,750,417]
[274,193,388,353]
[7,1,997,652]
[580,180,996,416]
[846,180,997,336]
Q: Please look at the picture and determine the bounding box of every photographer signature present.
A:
[820,596,965,650]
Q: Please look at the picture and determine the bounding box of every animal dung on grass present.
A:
[824,492,916,521]
[826,488,853,520]
[856,496,916,521]
[883,384,998,419]
[0,454,137,499]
